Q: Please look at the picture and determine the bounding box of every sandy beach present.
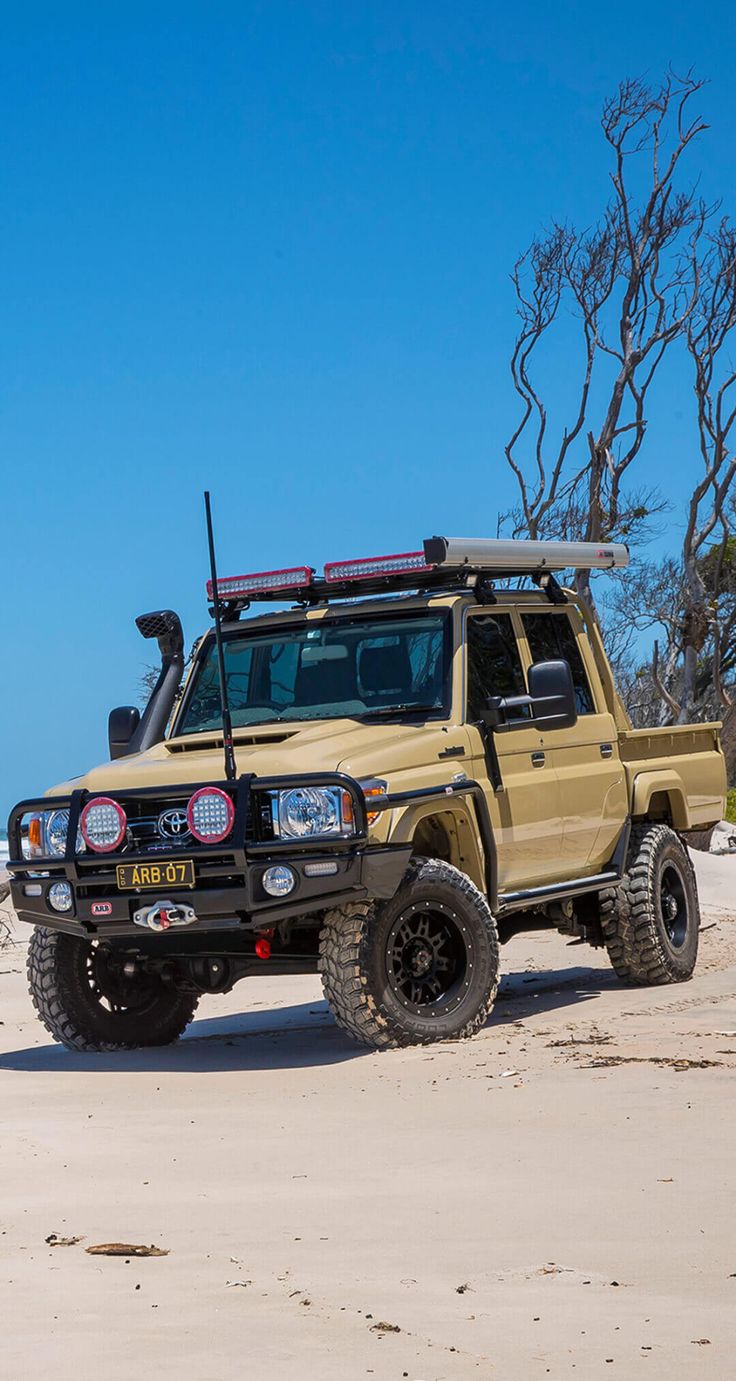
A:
[1,850,734,1380]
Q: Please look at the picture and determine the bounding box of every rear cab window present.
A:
[521,611,596,715]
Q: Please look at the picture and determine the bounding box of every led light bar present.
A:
[207,566,314,600]
[423,536,629,573]
[324,551,431,583]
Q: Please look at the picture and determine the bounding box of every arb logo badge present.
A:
[90,901,113,917]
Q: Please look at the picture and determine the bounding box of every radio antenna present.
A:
[204,491,237,783]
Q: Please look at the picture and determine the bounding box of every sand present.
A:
[0,851,734,1380]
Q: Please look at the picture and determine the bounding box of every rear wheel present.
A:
[27,927,199,1051]
[319,857,500,1049]
[600,824,700,985]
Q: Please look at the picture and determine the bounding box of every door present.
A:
[465,610,566,891]
[519,608,628,871]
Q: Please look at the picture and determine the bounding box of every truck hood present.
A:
[47,717,467,797]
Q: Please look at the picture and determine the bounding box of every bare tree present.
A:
[677,221,736,720]
[504,71,711,605]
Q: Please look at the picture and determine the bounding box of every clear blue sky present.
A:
[2,1,735,818]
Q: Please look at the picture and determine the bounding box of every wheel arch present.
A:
[630,771,691,830]
[388,800,489,898]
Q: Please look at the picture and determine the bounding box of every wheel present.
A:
[318,857,500,1049]
[27,927,199,1051]
[600,823,700,985]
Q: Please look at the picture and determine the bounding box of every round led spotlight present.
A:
[80,797,127,853]
[187,787,235,844]
[262,865,295,898]
[48,881,73,913]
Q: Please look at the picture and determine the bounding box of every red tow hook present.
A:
[255,928,275,961]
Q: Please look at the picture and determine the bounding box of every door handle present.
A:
[600,743,614,759]
[531,751,546,767]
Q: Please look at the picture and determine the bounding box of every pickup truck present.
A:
[6,536,726,1051]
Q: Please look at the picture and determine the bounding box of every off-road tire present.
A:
[600,823,700,986]
[319,857,500,1049]
[27,927,199,1051]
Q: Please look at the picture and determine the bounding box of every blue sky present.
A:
[2,1,735,817]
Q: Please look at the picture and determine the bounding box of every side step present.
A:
[498,818,631,916]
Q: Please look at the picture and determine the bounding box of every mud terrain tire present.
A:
[319,857,500,1049]
[600,824,700,986]
[28,927,199,1051]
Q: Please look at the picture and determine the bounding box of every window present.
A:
[522,612,595,715]
[467,615,527,721]
[175,612,450,735]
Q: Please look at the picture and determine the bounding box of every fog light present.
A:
[303,860,339,878]
[262,865,295,898]
[48,882,73,913]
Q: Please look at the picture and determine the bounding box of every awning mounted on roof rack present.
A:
[423,536,629,572]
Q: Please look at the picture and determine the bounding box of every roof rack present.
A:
[208,536,629,614]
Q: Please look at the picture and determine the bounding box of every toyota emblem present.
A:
[157,808,190,840]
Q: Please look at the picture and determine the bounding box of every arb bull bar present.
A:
[6,773,493,941]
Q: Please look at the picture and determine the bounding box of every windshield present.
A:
[175,611,450,736]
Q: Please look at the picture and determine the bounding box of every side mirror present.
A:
[482,659,578,733]
[108,705,141,760]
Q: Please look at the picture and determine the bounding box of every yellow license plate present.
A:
[116,859,195,891]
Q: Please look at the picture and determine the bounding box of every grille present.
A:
[123,800,194,854]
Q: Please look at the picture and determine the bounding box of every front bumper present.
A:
[6,772,412,941]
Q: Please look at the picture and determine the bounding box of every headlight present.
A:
[273,786,355,839]
[44,809,71,857]
[24,809,85,859]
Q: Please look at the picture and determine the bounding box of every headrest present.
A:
[359,644,413,695]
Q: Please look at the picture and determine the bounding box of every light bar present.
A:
[207,566,313,600]
[423,536,629,573]
[324,551,431,583]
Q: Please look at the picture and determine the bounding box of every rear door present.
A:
[519,607,628,871]
[465,609,566,890]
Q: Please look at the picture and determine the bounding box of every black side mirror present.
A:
[482,658,578,733]
[108,705,141,760]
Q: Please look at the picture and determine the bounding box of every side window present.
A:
[522,613,595,715]
[467,615,527,721]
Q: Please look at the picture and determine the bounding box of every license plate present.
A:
[116,859,195,891]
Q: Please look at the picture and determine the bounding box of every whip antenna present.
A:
[204,491,237,783]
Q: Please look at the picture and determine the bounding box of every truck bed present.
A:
[619,722,726,829]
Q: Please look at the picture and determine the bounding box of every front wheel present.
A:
[319,857,500,1049]
[27,928,199,1051]
[600,824,700,985]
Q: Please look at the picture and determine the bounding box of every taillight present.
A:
[80,797,127,853]
[187,787,235,843]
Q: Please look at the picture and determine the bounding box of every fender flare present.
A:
[387,791,497,910]
[630,770,691,830]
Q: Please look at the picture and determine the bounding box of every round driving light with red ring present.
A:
[80,796,127,853]
[187,787,235,843]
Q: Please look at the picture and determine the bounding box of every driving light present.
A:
[262,865,295,897]
[325,551,430,582]
[187,786,235,843]
[48,882,73,913]
[80,797,127,853]
[275,786,354,839]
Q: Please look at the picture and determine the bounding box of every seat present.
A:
[359,644,414,702]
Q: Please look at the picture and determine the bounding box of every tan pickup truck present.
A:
[6,537,725,1052]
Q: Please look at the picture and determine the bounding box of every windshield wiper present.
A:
[360,703,441,720]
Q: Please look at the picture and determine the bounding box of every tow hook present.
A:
[133,899,197,933]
